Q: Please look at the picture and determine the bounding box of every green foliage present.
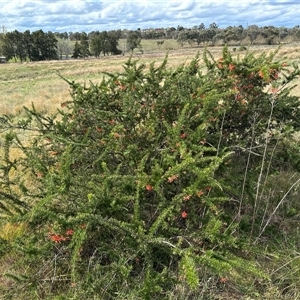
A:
[89,30,122,57]
[1,46,300,298]
[1,29,58,62]
[126,30,142,53]
[72,35,90,59]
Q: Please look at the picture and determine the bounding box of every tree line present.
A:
[1,23,300,62]
[0,29,142,62]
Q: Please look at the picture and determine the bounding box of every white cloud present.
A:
[0,0,300,32]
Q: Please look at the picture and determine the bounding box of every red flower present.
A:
[205,186,212,192]
[66,229,74,236]
[180,133,186,139]
[219,277,228,283]
[181,211,188,218]
[50,234,66,243]
[145,184,153,191]
[271,87,278,94]
[229,63,235,71]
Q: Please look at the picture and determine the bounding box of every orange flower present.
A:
[113,133,121,138]
[168,174,179,183]
[197,190,204,197]
[183,195,192,201]
[181,211,188,218]
[258,70,264,78]
[145,184,153,191]
[50,234,66,243]
[229,63,235,71]
[36,172,43,178]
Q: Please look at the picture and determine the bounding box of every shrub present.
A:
[1,46,300,298]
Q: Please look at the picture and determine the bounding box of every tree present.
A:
[126,30,142,53]
[89,31,102,57]
[107,30,122,55]
[165,27,176,39]
[70,31,82,41]
[1,29,58,61]
[198,23,205,30]
[56,38,73,59]
[177,31,189,47]
[23,30,34,61]
[209,22,218,29]
[71,35,90,59]
[0,25,7,55]
[1,30,26,62]
[1,32,17,61]
[31,30,58,61]
[90,30,121,57]
[194,30,207,46]
[79,33,90,58]
[12,30,26,62]
[71,41,82,58]
[247,25,259,44]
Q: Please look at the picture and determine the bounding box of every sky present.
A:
[1,0,300,33]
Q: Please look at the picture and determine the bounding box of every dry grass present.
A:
[1,43,300,118]
[0,43,299,117]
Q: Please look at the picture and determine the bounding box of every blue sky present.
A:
[1,0,300,33]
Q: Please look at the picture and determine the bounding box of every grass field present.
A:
[1,41,300,117]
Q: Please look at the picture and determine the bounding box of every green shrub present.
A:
[1,46,300,298]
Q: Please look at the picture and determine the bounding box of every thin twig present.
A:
[251,96,275,237]
[256,176,300,242]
